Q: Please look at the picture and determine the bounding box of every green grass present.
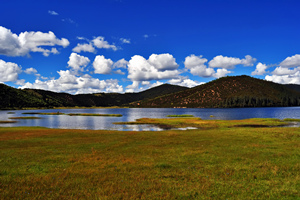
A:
[166,114,195,117]
[0,119,299,199]
[9,117,42,120]
[68,113,122,117]
[7,112,15,114]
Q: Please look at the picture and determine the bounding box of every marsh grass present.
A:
[116,117,290,129]
[0,119,299,199]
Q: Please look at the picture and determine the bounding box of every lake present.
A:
[1,107,300,131]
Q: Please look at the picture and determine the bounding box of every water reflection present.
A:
[0,107,300,131]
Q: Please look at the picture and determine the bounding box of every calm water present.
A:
[1,107,300,131]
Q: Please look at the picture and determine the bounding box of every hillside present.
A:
[131,75,300,108]
[0,83,188,109]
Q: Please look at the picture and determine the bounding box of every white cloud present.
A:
[0,26,69,57]
[214,68,231,78]
[114,69,125,75]
[271,66,298,76]
[252,63,268,76]
[48,10,59,15]
[184,54,215,77]
[93,55,113,74]
[72,43,95,53]
[67,53,90,72]
[265,73,300,85]
[280,54,300,68]
[24,67,38,74]
[143,34,149,38]
[148,54,179,71]
[169,77,203,88]
[72,36,118,53]
[0,59,22,82]
[19,69,123,94]
[208,55,256,69]
[92,36,118,51]
[113,58,128,69]
[120,38,130,44]
[127,54,180,82]
[264,54,300,84]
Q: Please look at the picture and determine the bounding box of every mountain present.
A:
[0,83,188,109]
[131,75,300,108]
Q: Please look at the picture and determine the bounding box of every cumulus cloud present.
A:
[184,55,214,77]
[148,54,179,71]
[271,66,298,76]
[0,26,69,57]
[251,63,268,75]
[24,67,38,74]
[265,73,300,84]
[127,54,180,82]
[92,36,118,51]
[114,69,125,75]
[209,55,256,69]
[279,54,300,68]
[67,53,90,72]
[72,36,118,53]
[113,58,128,69]
[169,76,203,88]
[93,55,113,74]
[214,68,231,78]
[0,59,22,82]
[48,10,59,15]
[72,43,95,53]
[19,69,123,94]
[264,54,300,84]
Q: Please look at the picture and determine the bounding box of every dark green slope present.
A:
[0,83,188,109]
[132,75,300,108]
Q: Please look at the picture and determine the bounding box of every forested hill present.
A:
[131,75,300,108]
[0,83,187,109]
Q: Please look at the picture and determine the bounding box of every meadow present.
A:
[0,118,299,199]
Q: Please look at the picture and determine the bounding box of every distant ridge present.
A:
[131,75,300,108]
[0,83,188,109]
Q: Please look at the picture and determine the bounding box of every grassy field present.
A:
[0,118,299,199]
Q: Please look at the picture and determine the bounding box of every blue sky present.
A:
[1,0,300,94]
